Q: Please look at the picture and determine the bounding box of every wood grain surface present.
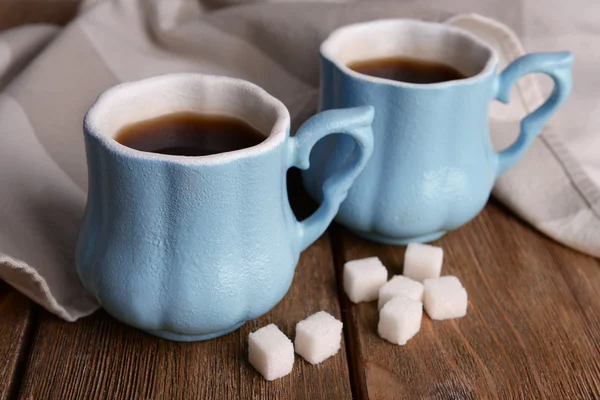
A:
[3,2,600,399]
[0,283,36,400]
[0,1,79,31]
[331,201,600,399]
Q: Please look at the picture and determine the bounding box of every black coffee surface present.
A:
[115,112,265,156]
[348,56,466,84]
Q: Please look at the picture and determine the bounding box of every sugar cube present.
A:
[403,243,443,282]
[377,294,423,345]
[294,311,343,365]
[343,257,388,303]
[378,275,424,310]
[423,276,468,320]
[248,324,294,381]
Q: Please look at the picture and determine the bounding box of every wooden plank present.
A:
[0,1,79,31]
[18,171,352,399]
[0,282,36,400]
[332,200,600,399]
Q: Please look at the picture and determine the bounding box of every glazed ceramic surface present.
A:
[77,74,374,341]
[303,19,573,245]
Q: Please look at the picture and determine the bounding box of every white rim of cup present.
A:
[320,19,500,89]
[84,73,291,165]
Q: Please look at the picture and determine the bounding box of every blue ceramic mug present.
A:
[76,74,374,341]
[303,19,573,245]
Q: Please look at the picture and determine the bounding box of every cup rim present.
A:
[320,18,499,88]
[84,74,291,165]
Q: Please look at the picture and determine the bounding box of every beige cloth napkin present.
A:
[1,0,598,321]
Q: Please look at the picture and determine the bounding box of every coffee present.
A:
[348,56,466,84]
[115,112,265,156]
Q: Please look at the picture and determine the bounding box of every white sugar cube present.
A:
[378,275,424,310]
[403,243,443,282]
[423,276,468,320]
[248,324,294,381]
[343,257,388,303]
[294,311,343,365]
[377,294,423,345]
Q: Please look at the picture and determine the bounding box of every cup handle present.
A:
[288,105,375,252]
[493,51,573,176]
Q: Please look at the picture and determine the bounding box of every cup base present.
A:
[350,229,446,245]
[144,321,246,342]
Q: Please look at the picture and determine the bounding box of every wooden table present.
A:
[2,3,600,399]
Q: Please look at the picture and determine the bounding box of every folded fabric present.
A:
[0,0,598,321]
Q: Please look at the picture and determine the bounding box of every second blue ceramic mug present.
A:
[303,19,573,245]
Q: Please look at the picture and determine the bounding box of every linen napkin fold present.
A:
[0,0,598,321]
